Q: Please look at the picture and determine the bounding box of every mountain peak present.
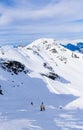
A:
[27,38,56,47]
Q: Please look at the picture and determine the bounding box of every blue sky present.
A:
[0,0,83,45]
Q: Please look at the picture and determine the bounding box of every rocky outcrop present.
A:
[0,59,29,75]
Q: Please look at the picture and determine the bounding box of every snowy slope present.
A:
[0,38,83,130]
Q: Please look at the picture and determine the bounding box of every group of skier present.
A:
[30,101,63,111]
[30,101,45,111]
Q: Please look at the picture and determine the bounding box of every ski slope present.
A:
[0,38,83,130]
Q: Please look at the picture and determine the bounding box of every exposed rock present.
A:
[41,72,59,80]
[50,48,58,53]
[43,62,53,71]
[0,59,29,75]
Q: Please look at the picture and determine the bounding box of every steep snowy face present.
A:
[21,38,83,95]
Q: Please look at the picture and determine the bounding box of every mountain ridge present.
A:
[0,38,83,130]
[0,38,83,100]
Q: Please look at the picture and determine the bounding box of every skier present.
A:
[40,102,45,111]
[30,102,33,105]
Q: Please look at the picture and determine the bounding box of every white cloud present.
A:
[0,0,83,43]
[0,0,83,25]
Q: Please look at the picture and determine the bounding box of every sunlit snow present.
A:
[0,38,83,130]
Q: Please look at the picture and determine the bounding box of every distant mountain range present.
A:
[61,42,83,53]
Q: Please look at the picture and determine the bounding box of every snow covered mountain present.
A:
[0,38,83,130]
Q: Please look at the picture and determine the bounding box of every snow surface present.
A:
[0,38,83,130]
